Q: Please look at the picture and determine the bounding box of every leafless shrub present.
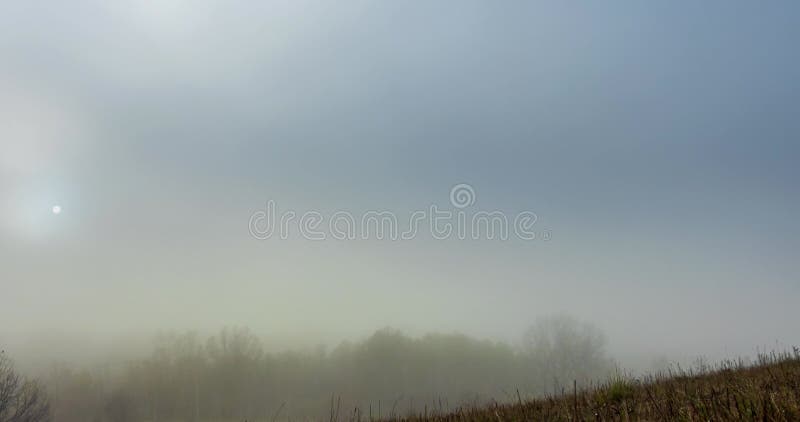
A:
[0,351,51,422]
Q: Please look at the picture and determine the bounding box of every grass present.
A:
[373,348,800,421]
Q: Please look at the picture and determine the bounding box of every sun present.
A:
[52,205,62,215]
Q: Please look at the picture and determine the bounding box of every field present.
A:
[384,349,800,422]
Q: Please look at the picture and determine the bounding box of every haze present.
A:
[1,1,798,416]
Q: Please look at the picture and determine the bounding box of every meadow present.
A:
[385,349,800,421]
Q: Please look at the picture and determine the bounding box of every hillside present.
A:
[387,349,800,421]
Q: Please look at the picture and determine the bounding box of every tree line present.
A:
[6,315,613,421]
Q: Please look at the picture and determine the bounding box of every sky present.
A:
[1,1,799,364]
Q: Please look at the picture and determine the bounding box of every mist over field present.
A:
[1,1,799,420]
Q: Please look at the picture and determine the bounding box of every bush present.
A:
[0,351,51,422]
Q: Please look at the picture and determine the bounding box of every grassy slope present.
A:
[387,350,800,421]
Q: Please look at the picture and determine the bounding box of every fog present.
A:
[1,1,799,420]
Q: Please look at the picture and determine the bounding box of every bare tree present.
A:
[522,315,614,391]
[0,352,51,422]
